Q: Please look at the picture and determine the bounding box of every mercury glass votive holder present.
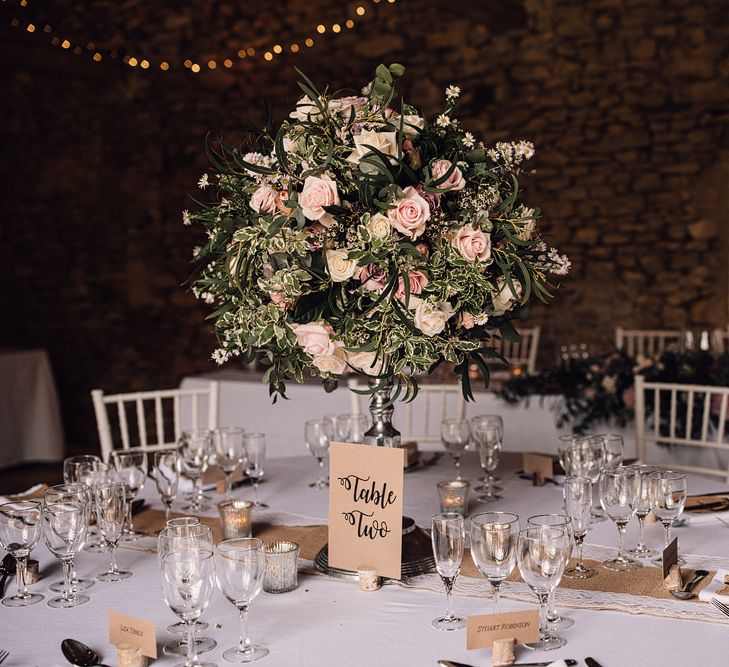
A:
[437,480,470,517]
[263,540,300,593]
[217,499,253,539]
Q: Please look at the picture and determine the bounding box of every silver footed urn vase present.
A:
[364,380,401,447]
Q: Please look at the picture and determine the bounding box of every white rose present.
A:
[347,351,384,376]
[326,249,357,282]
[312,347,348,375]
[491,278,523,314]
[389,113,425,139]
[289,95,322,121]
[348,130,399,167]
[413,300,455,337]
[365,213,391,239]
[282,135,299,154]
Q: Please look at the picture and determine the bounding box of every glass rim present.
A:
[213,426,245,434]
[166,516,201,527]
[647,469,686,480]
[242,432,266,439]
[159,524,212,539]
[218,499,254,511]
[64,454,102,463]
[526,513,572,527]
[599,465,637,476]
[436,480,470,489]
[217,537,264,552]
[518,525,567,539]
[563,476,592,485]
[471,511,519,526]
[0,499,42,512]
[432,511,465,522]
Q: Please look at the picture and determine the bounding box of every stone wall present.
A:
[1,0,728,450]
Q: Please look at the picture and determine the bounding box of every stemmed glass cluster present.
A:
[469,415,503,501]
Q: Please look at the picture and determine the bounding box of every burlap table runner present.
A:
[6,484,49,501]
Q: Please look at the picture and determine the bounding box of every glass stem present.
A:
[238,605,251,654]
[318,459,324,485]
[14,554,28,598]
[537,592,550,640]
[547,590,558,622]
[253,480,259,505]
[454,458,461,480]
[637,514,647,549]
[62,559,73,601]
[617,523,627,559]
[193,477,202,505]
[491,581,501,611]
[225,472,232,499]
[109,544,118,574]
[124,496,133,533]
[164,502,171,524]
[443,576,455,620]
[186,619,197,663]
[665,522,672,548]
[575,535,584,567]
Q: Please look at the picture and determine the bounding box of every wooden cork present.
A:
[492,637,515,666]
[116,643,147,667]
[663,564,682,590]
[25,559,40,585]
[358,568,381,592]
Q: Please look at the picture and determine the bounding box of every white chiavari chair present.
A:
[488,325,540,379]
[634,375,729,482]
[615,327,683,357]
[91,382,219,462]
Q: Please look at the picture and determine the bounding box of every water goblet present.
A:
[626,465,659,558]
[304,419,331,489]
[602,434,624,467]
[178,430,212,513]
[213,428,246,498]
[95,481,132,582]
[154,450,180,524]
[431,512,466,630]
[517,526,571,651]
[649,470,687,566]
[598,466,641,571]
[440,419,470,481]
[243,433,268,508]
[470,415,504,488]
[110,449,148,538]
[470,422,502,501]
[563,477,596,579]
[63,454,102,484]
[215,538,269,662]
[335,413,369,443]
[470,511,518,611]
[0,501,44,607]
[79,462,114,554]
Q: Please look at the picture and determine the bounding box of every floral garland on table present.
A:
[187,64,569,401]
[496,350,729,434]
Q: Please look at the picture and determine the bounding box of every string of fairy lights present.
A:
[6,0,397,74]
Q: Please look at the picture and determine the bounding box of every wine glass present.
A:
[626,465,659,558]
[110,449,148,538]
[215,538,269,662]
[598,466,641,571]
[155,451,180,524]
[470,415,504,488]
[334,414,369,443]
[563,477,596,579]
[243,433,268,508]
[213,428,246,498]
[430,512,466,631]
[160,547,216,667]
[42,497,90,607]
[95,482,132,582]
[0,501,44,607]
[63,454,102,484]
[517,526,571,651]
[79,462,114,553]
[649,470,687,566]
[527,514,574,631]
[440,419,470,481]
[470,421,502,501]
[305,419,331,489]
[602,434,624,467]
[178,430,212,513]
[470,512,518,611]
[564,437,605,520]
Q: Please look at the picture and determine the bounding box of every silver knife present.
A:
[439,661,577,667]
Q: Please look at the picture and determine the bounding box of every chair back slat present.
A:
[173,393,181,441]
[615,328,683,357]
[117,401,130,450]
[135,398,147,449]
[154,395,164,445]
[489,326,540,377]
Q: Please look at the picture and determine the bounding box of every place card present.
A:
[662,536,679,579]
[466,610,540,649]
[108,610,157,659]
[328,441,404,580]
[522,452,554,485]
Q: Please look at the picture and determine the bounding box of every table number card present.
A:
[108,610,157,659]
[522,452,555,484]
[466,610,540,649]
[328,441,404,580]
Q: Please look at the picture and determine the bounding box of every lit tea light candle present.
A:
[217,499,253,539]
[437,480,470,516]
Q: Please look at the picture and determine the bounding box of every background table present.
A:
[2,452,728,666]
[0,348,64,468]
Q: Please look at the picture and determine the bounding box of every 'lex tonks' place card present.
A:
[108,609,158,658]
[328,441,404,580]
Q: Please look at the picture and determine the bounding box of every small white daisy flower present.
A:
[192,245,202,257]
[462,132,475,148]
[182,209,191,225]
[198,173,210,189]
[436,113,451,128]
[445,85,461,99]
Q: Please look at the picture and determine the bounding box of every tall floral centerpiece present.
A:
[187,64,569,413]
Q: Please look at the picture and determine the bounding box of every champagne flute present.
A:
[110,449,148,538]
[470,422,502,501]
[0,501,44,607]
[42,498,89,607]
[304,419,331,489]
[160,548,216,667]
[563,477,596,579]
[155,451,180,524]
[213,428,246,498]
[215,538,269,662]
[517,526,571,651]
[178,430,212,513]
[335,413,369,443]
[431,512,466,631]
[649,470,687,566]
[626,465,659,558]
[95,482,132,582]
[470,415,504,489]
[243,433,268,508]
[598,466,641,571]
[470,511,518,611]
[79,462,114,554]
[440,419,470,481]
[527,514,574,631]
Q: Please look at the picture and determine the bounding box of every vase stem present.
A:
[363,380,401,447]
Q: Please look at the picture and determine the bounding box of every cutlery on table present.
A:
[0,552,16,597]
[61,638,111,667]
[711,597,729,617]
[438,660,577,667]
[0,649,8,665]
[670,569,710,599]
[585,658,605,667]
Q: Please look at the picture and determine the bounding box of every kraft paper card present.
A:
[108,610,157,658]
[522,452,555,482]
[328,441,404,580]
[466,609,540,649]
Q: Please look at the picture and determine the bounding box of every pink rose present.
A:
[459,311,476,329]
[388,186,430,239]
[250,186,278,214]
[360,263,387,292]
[451,223,492,262]
[431,159,466,192]
[395,269,429,300]
[270,290,293,311]
[299,175,340,228]
[291,322,336,357]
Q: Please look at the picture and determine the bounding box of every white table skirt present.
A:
[2,452,728,666]
[0,348,64,468]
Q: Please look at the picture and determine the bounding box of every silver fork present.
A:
[0,648,9,664]
[710,597,729,616]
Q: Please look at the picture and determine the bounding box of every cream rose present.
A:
[289,95,322,121]
[395,269,429,301]
[431,159,466,192]
[299,175,340,228]
[249,186,278,214]
[388,186,430,240]
[491,279,523,314]
[451,223,492,262]
[348,130,399,167]
[328,95,367,117]
[413,300,454,337]
[326,249,357,282]
[291,322,336,357]
[365,213,391,239]
[347,351,384,376]
[389,113,425,139]
[312,347,348,375]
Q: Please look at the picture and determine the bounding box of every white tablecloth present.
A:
[0,348,64,468]
[2,452,728,666]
